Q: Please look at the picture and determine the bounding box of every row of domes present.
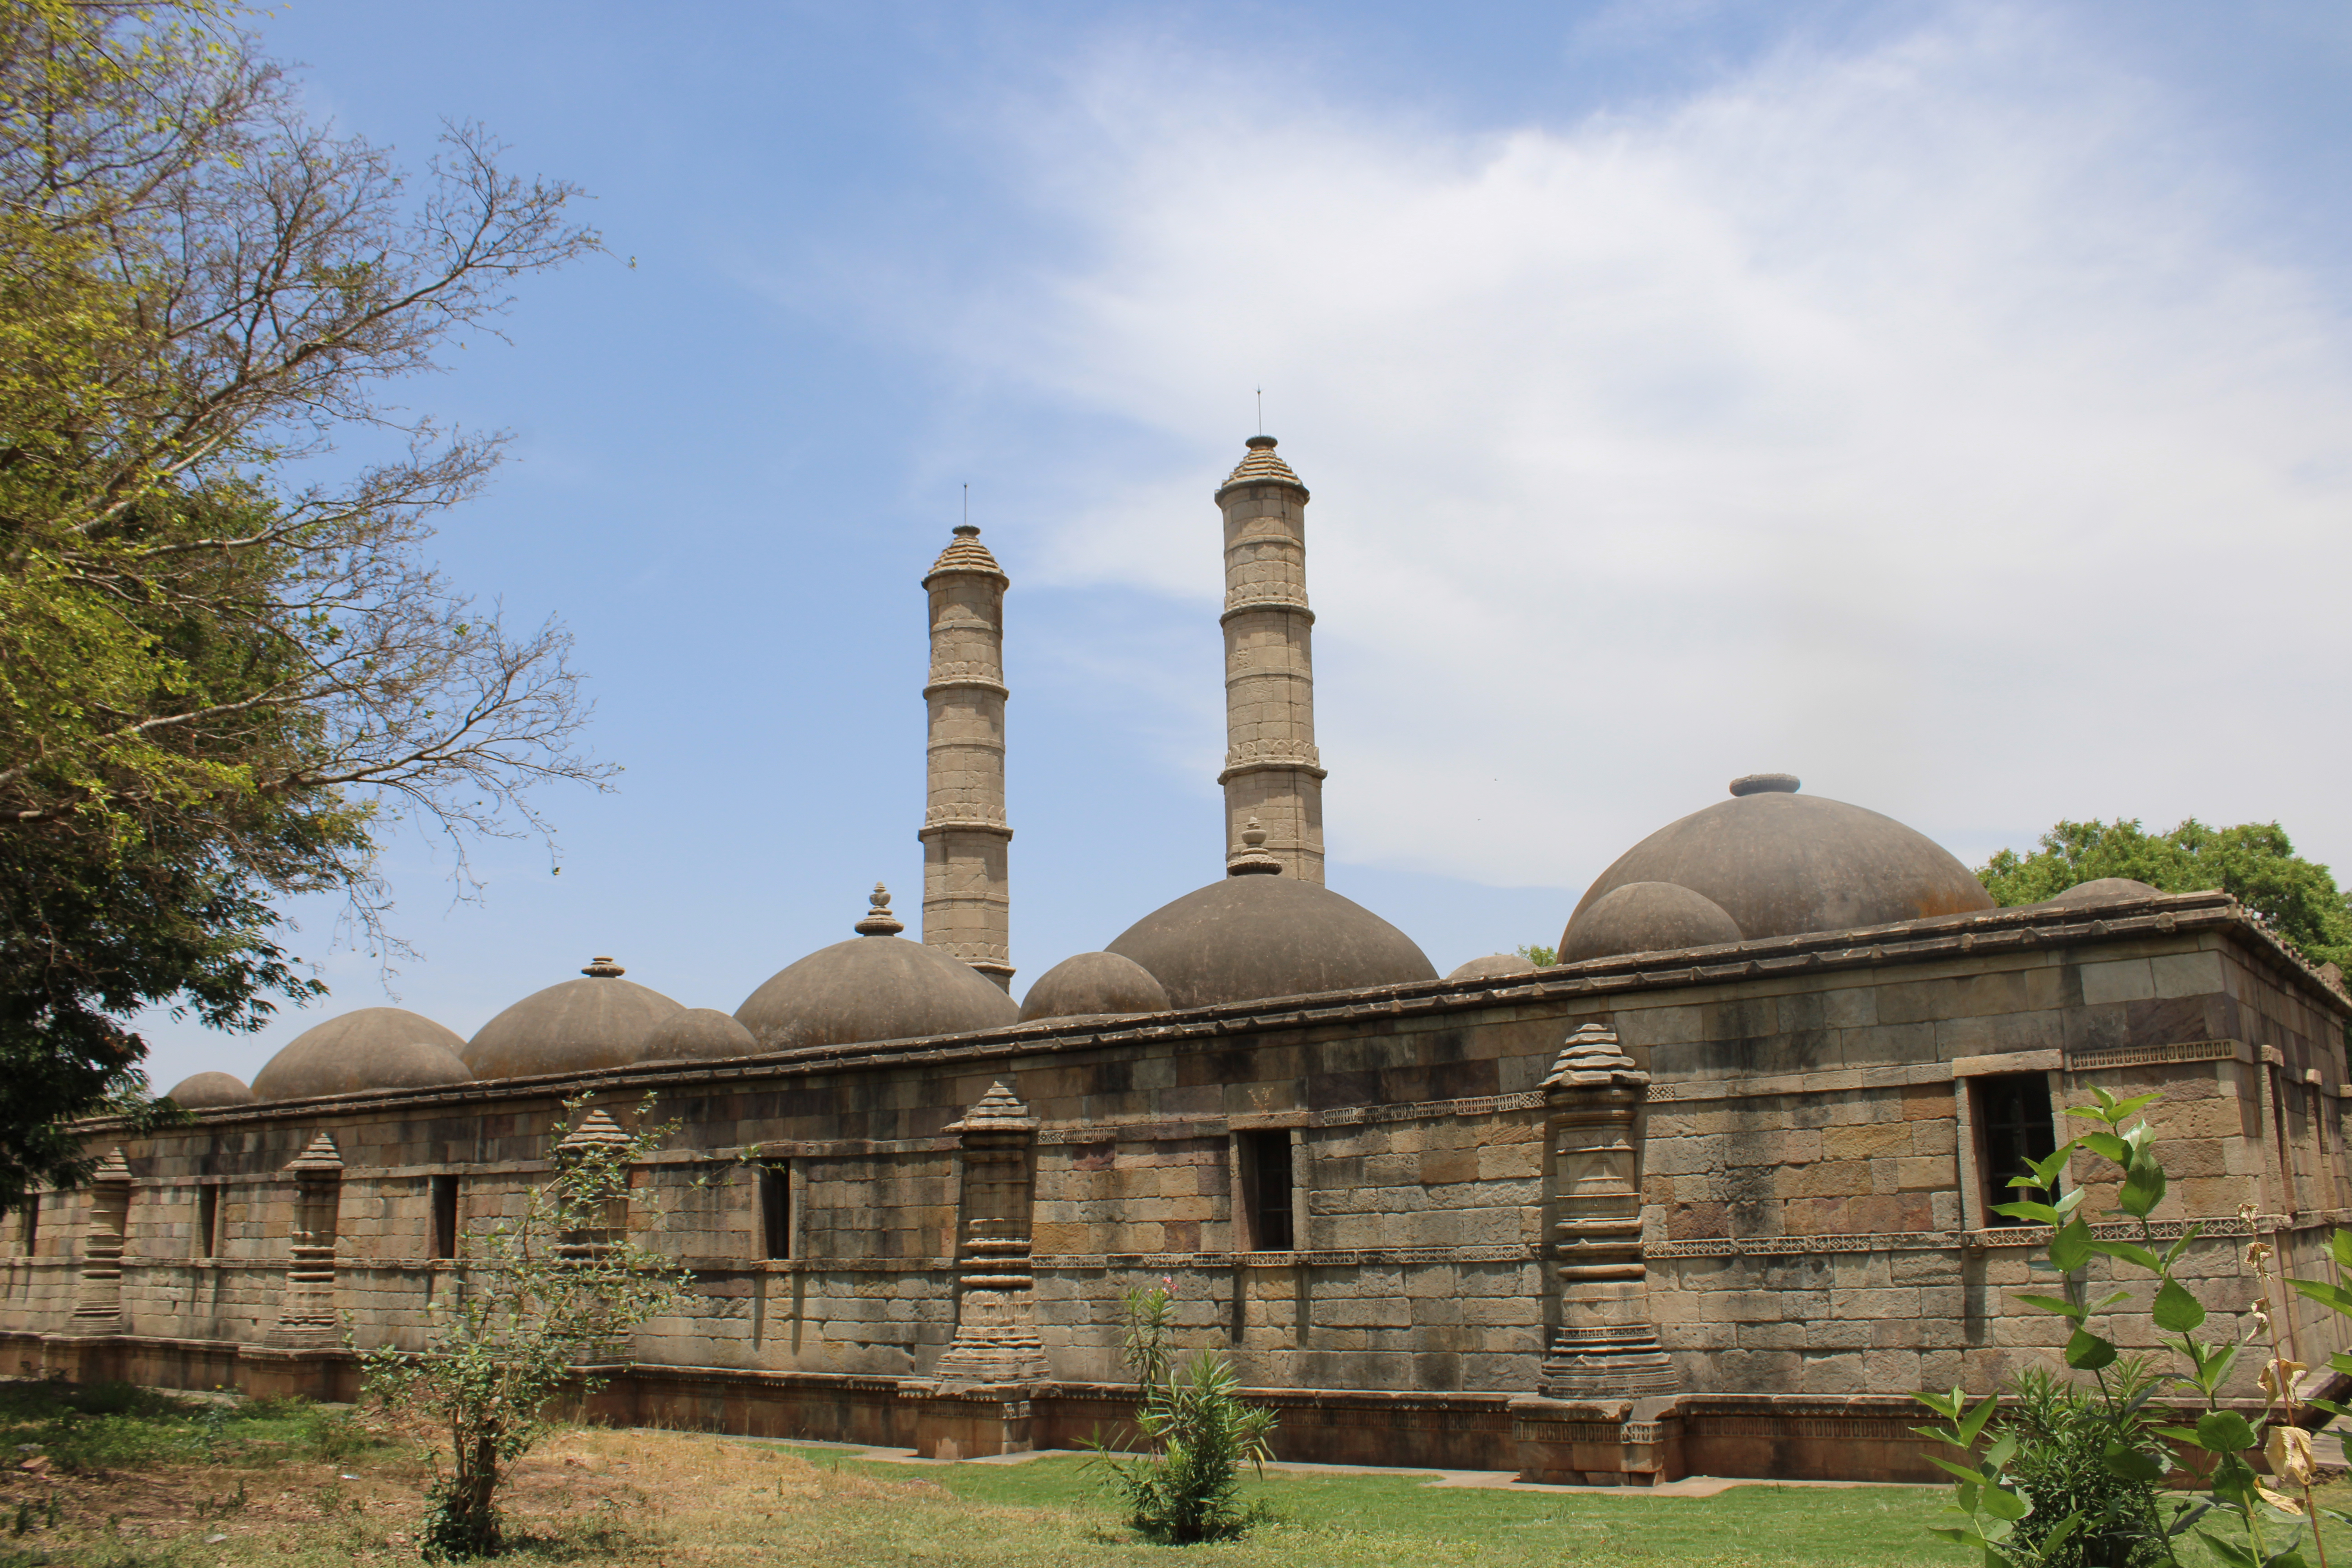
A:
[165,777,2149,1108]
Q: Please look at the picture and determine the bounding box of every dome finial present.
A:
[1227,816,1284,877]
[854,881,905,936]
[1729,773,1800,797]
[581,955,625,978]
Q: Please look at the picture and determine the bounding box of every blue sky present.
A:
[141,0,2352,1091]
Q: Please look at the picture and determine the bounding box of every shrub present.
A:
[361,1093,695,1559]
[2000,1363,2166,1568]
[1086,1282,1276,1544]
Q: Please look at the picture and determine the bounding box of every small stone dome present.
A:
[162,1071,255,1109]
[641,1007,760,1063]
[1019,951,1172,1022]
[1565,778,1994,949]
[1107,873,1437,1010]
[735,885,1020,1051]
[2042,877,2163,907]
[1561,881,1744,963]
[465,958,685,1080]
[250,1008,474,1101]
[1446,953,1537,982]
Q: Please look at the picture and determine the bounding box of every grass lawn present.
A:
[0,1380,2346,1566]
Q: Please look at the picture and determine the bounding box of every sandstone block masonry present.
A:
[4,892,2347,1481]
[1216,437,1325,882]
[920,525,1014,989]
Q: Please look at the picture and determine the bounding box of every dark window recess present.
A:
[758,1163,791,1260]
[196,1187,220,1258]
[17,1195,35,1257]
[1977,1073,2058,1225]
[430,1174,460,1260]
[1242,1130,1294,1252]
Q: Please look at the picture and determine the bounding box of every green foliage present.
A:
[0,1,608,1215]
[2000,1363,2168,1568]
[1976,819,2352,968]
[0,1377,367,1475]
[359,1095,696,1559]
[1516,945,1558,967]
[1086,1282,1277,1544]
[1918,1086,2343,1568]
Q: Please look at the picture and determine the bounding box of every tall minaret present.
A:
[1216,435,1326,882]
[919,524,1014,989]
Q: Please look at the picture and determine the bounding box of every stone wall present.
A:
[3,891,2347,1478]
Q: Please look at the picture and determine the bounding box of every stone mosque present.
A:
[4,437,2348,1482]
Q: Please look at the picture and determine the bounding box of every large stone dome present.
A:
[250,1008,474,1101]
[162,1071,256,1109]
[735,886,1020,1051]
[1564,775,1994,950]
[1019,951,1171,1022]
[465,958,685,1080]
[1107,873,1437,1010]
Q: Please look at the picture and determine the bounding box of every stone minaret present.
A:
[920,525,1014,990]
[1216,436,1325,882]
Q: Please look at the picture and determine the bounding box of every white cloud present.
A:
[922,5,2352,887]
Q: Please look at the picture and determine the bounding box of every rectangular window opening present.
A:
[430,1174,460,1261]
[1976,1073,2058,1226]
[1241,1130,1294,1252]
[758,1163,791,1261]
[196,1186,220,1259]
[16,1195,35,1259]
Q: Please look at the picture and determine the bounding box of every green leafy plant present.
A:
[2001,1361,2170,1568]
[1085,1281,1277,1544]
[359,1094,695,1559]
[1918,1087,2338,1568]
[1517,945,1559,967]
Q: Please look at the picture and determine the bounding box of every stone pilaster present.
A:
[1216,436,1326,883]
[1535,1023,1677,1399]
[555,1107,637,1361]
[61,1147,132,1336]
[930,1081,1047,1392]
[265,1133,344,1348]
[919,525,1014,989]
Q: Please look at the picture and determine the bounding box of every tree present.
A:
[1976,819,2352,969]
[0,2,612,1210]
[359,1095,694,1559]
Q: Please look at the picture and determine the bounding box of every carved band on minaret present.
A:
[62,1147,132,1336]
[1535,1023,1678,1399]
[919,525,1014,990]
[1216,436,1325,883]
[266,1132,344,1348]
